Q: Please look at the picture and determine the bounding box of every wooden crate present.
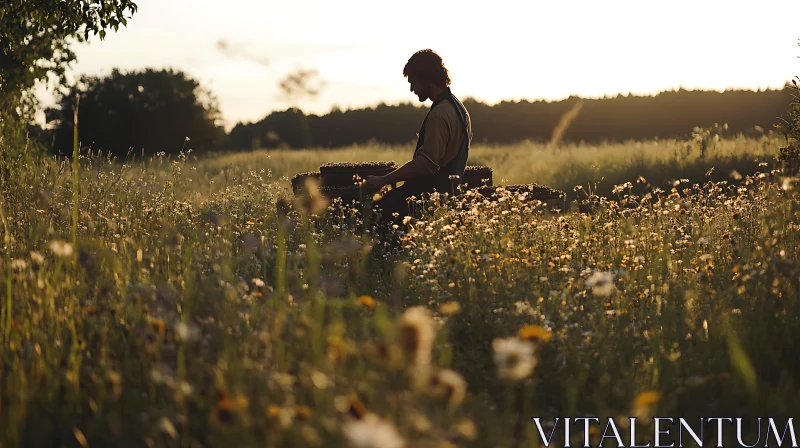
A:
[319,161,398,188]
[291,171,321,196]
[461,165,494,190]
[474,184,566,210]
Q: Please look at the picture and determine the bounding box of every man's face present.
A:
[408,76,429,102]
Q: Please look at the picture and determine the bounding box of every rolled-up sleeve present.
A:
[414,113,450,174]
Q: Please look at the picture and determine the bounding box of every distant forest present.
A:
[227,87,795,150]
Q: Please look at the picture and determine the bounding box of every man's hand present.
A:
[364,175,388,192]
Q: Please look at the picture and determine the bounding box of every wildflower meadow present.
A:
[1,116,800,447]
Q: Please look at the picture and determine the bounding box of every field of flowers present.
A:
[1,131,799,447]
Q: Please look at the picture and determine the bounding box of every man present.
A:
[364,49,473,226]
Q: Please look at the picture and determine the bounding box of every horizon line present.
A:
[232,83,794,125]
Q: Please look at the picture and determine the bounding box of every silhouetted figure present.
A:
[365,49,473,227]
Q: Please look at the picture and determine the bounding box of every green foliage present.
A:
[0,0,137,48]
[46,68,226,159]
[776,77,800,174]
[0,0,137,113]
[229,108,313,150]
[0,113,48,188]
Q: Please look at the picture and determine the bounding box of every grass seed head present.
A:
[397,306,436,366]
[428,368,467,409]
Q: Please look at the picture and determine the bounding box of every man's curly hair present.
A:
[403,49,451,87]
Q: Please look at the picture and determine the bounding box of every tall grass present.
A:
[177,133,779,201]
[0,130,797,447]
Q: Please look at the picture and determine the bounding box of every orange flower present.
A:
[295,405,312,420]
[148,318,166,337]
[266,405,281,418]
[359,295,376,308]
[347,393,368,420]
[632,390,661,408]
[216,391,248,423]
[519,325,552,343]
[439,301,461,315]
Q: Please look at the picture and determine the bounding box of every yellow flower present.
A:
[631,390,661,422]
[148,318,166,337]
[264,406,297,429]
[519,325,552,343]
[411,414,432,434]
[266,405,282,418]
[632,390,661,408]
[296,405,312,421]
[452,419,478,441]
[216,391,248,423]
[439,301,461,315]
[159,417,178,439]
[359,295,376,308]
[327,335,350,363]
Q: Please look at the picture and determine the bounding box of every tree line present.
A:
[228,87,794,151]
[35,67,795,160]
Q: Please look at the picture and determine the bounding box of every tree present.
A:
[0,0,137,114]
[46,68,226,159]
[228,109,312,150]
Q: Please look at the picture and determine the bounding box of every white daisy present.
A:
[342,413,405,448]
[492,337,538,381]
[585,270,616,297]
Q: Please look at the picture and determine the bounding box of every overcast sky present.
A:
[38,0,800,130]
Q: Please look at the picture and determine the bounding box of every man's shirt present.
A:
[414,99,473,175]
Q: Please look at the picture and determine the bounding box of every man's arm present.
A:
[363,157,429,191]
[364,113,448,190]
[382,157,431,184]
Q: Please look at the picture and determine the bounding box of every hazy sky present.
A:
[41,0,800,130]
